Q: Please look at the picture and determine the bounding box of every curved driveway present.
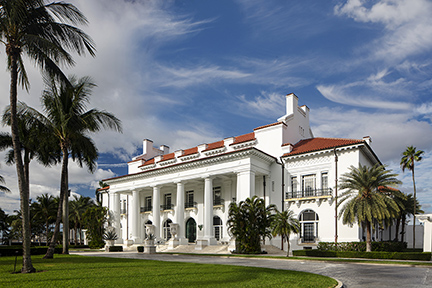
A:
[73,251,432,288]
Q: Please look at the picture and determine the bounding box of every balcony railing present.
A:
[140,206,152,213]
[185,201,197,209]
[160,204,174,210]
[285,188,332,199]
[213,198,225,206]
[120,209,127,214]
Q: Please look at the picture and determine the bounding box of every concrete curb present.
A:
[334,278,344,288]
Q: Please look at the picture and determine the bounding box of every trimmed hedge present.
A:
[137,246,144,252]
[293,249,432,261]
[317,241,407,252]
[0,246,62,257]
[108,246,123,252]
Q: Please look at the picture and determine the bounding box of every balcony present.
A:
[160,204,174,211]
[140,206,152,213]
[213,198,225,206]
[185,201,197,209]
[285,188,332,200]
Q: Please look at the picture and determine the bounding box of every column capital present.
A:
[202,175,215,180]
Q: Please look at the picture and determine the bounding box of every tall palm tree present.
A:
[27,75,121,257]
[271,209,300,257]
[0,0,95,273]
[338,164,402,252]
[400,146,424,250]
[32,193,57,244]
[399,193,423,243]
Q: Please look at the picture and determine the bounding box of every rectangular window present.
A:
[164,194,172,210]
[291,177,297,193]
[186,190,194,208]
[213,186,222,205]
[321,172,328,191]
[145,196,152,212]
[302,174,316,196]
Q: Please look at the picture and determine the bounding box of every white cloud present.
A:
[335,0,432,62]
[235,91,285,120]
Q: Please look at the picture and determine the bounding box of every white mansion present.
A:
[100,93,389,251]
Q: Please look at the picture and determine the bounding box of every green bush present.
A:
[293,249,431,261]
[137,246,144,252]
[317,241,407,252]
[109,246,123,252]
[88,240,105,249]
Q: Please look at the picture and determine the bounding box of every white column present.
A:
[204,177,216,245]
[176,181,187,244]
[113,192,122,244]
[152,186,161,239]
[236,170,255,202]
[131,190,141,243]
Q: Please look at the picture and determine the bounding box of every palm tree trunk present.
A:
[394,218,400,242]
[401,216,406,243]
[365,221,372,252]
[9,51,35,273]
[286,234,290,257]
[61,145,70,254]
[412,168,416,250]
[43,191,64,259]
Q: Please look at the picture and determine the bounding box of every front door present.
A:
[186,218,196,243]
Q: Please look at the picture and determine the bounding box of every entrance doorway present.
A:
[186,218,197,243]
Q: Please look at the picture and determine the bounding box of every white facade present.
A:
[101,93,385,251]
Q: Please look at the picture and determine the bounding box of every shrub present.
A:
[109,246,123,252]
[293,249,431,261]
[317,241,407,252]
[0,246,62,257]
[137,246,144,252]
[89,240,105,249]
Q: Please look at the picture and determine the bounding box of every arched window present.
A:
[163,219,172,240]
[213,216,223,241]
[299,210,319,243]
[144,220,152,239]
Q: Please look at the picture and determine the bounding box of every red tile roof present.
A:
[160,153,175,161]
[203,140,225,152]
[231,132,255,145]
[284,137,364,156]
[180,147,198,157]
[97,186,110,191]
[138,158,155,167]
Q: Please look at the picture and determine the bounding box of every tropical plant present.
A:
[31,194,57,245]
[0,207,11,244]
[399,193,423,243]
[0,174,11,193]
[103,229,119,241]
[400,146,424,250]
[338,164,402,252]
[95,181,108,204]
[270,209,300,257]
[228,196,275,254]
[83,204,108,249]
[0,0,95,273]
[69,195,93,245]
[23,75,121,257]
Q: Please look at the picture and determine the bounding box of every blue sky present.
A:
[1,0,432,215]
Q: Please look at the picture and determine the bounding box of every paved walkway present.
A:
[72,251,432,288]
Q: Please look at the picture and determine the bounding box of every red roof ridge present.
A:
[283,137,365,157]
[138,158,155,168]
[231,132,255,145]
[179,147,198,157]
[254,121,285,131]
[160,153,175,161]
[203,140,225,152]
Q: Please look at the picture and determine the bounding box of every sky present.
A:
[1,0,432,215]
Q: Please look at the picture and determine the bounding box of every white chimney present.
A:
[143,139,153,155]
[286,93,298,116]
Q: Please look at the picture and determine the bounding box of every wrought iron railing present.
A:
[213,198,225,206]
[160,204,174,210]
[185,201,197,209]
[140,206,152,212]
[285,188,332,199]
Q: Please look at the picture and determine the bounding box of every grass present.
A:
[0,255,338,288]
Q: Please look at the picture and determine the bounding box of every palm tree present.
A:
[400,146,424,250]
[96,181,109,204]
[27,75,121,257]
[32,194,57,245]
[0,174,11,193]
[228,196,275,253]
[399,193,423,243]
[69,195,93,245]
[271,209,300,257]
[338,164,402,252]
[0,0,95,273]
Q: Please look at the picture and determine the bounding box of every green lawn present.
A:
[0,255,337,288]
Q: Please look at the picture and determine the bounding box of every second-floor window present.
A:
[186,190,194,208]
[145,196,152,211]
[291,177,297,192]
[302,174,316,196]
[321,172,328,190]
[213,186,222,205]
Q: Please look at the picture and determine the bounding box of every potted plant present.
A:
[145,233,155,246]
[103,230,119,247]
